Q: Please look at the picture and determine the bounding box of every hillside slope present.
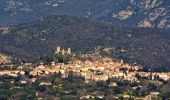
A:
[0,0,170,28]
[0,15,170,69]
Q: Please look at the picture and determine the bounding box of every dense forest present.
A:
[0,15,170,71]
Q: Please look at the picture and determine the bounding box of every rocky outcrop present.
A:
[113,10,133,20]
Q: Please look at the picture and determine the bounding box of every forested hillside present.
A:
[0,15,170,70]
[1,0,170,28]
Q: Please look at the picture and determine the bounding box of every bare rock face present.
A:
[113,10,133,20]
[112,0,170,28]
[159,19,167,28]
[138,20,152,27]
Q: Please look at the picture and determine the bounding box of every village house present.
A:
[0,64,15,70]
[31,78,37,82]
[0,70,19,77]
[157,73,169,81]
[20,80,27,84]
[137,72,150,79]
[112,72,124,79]
[108,82,118,87]
[51,61,56,66]
[122,94,130,99]
[132,66,143,71]
[91,91,105,99]
[124,72,138,81]
[60,69,68,78]
[19,71,25,75]
[10,80,15,84]
[92,74,109,81]
[30,65,51,76]
[84,60,93,66]
[80,95,95,100]
[39,81,51,86]
[95,66,105,71]
[81,72,93,80]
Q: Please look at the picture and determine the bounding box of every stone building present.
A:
[55,46,71,55]
[67,48,71,55]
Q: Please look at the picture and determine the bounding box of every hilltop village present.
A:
[0,47,170,100]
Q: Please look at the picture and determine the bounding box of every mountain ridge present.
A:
[0,0,170,28]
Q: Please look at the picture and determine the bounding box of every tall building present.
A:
[67,48,71,55]
[55,47,71,55]
[120,59,124,65]
[55,47,61,54]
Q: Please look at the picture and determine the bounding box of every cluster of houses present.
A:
[0,57,170,99]
[27,58,170,82]
[26,58,137,82]
[0,57,170,82]
[1,57,169,83]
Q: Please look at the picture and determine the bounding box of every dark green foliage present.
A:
[161,91,170,99]
[147,83,157,91]
[61,95,76,100]
[40,53,72,64]
[112,86,125,94]
[0,15,170,70]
